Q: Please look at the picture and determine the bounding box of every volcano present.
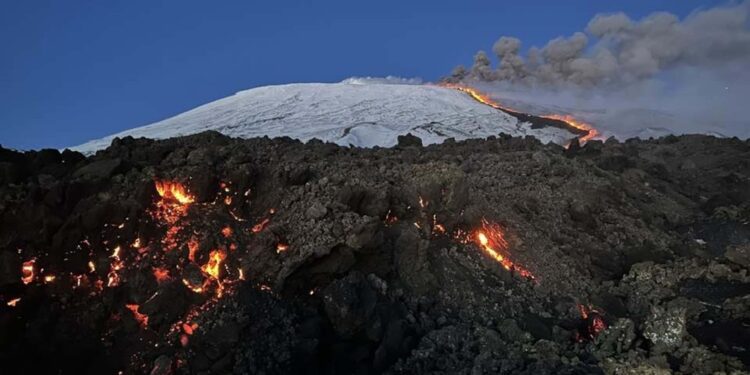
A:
[71,81,584,153]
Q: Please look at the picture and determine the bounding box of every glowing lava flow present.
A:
[155,180,195,205]
[152,180,196,251]
[201,249,226,280]
[201,249,227,297]
[440,83,600,144]
[472,220,534,280]
[543,114,600,143]
[441,83,516,111]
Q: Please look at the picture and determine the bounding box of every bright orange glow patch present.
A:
[187,237,199,263]
[543,114,600,143]
[153,267,170,283]
[182,322,197,335]
[432,214,446,234]
[472,220,534,279]
[441,83,515,111]
[276,243,289,253]
[221,226,233,238]
[155,180,195,205]
[126,304,149,329]
[107,246,124,287]
[6,298,21,307]
[43,275,56,283]
[21,259,35,285]
[182,278,203,294]
[201,249,226,281]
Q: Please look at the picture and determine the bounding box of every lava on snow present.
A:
[441,83,601,144]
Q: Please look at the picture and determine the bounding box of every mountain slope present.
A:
[71,82,577,153]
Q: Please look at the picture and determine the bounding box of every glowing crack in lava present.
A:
[472,220,534,280]
[440,83,600,144]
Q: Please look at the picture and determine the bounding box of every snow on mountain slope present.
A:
[71,82,578,153]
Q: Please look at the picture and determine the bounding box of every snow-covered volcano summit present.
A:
[71,81,579,153]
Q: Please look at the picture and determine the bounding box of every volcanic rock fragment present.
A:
[395,228,436,294]
[305,201,328,219]
[73,158,123,180]
[139,280,193,328]
[643,306,687,354]
[396,133,423,148]
[593,318,636,358]
[725,244,750,268]
[322,272,377,338]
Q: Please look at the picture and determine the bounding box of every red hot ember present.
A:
[577,304,607,341]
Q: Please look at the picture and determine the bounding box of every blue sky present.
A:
[0,0,728,150]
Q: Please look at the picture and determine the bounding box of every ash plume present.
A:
[446,1,750,140]
[449,1,750,88]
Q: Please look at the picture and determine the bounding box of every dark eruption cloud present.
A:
[446,1,750,139]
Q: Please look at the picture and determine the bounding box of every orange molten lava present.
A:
[187,237,199,263]
[276,242,289,253]
[432,214,446,234]
[155,180,195,205]
[21,260,36,285]
[107,246,124,287]
[221,226,233,238]
[153,267,170,283]
[441,83,600,144]
[202,249,226,280]
[126,304,149,329]
[472,220,534,279]
[543,114,600,143]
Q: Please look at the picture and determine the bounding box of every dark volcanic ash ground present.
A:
[1,132,750,374]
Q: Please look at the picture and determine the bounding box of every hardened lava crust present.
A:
[1,131,749,374]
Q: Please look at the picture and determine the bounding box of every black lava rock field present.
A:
[1,132,749,374]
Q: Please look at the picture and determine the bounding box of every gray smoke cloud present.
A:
[446,1,750,140]
[450,1,750,88]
